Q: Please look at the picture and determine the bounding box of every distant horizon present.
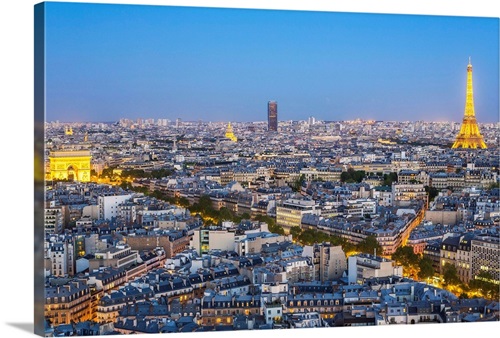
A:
[44,3,499,123]
[46,118,498,124]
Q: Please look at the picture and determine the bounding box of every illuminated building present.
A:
[302,202,425,256]
[471,235,499,284]
[45,280,92,326]
[95,284,155,323]
[64,126,73,135]
[276,198,320,234]
[392,182,427,206]
[48,150,91,182]
[440,235,461,275]
[456,235,473,283]
[299,166,343,182]
[201,294,261,326]
[225,122,237,142]
[452,59,487,149]
[287,294,342,320]
[268,100,278,131]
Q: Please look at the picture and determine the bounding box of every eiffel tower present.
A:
[452,58,487,149]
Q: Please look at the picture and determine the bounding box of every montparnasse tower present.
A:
[451,58,487,149]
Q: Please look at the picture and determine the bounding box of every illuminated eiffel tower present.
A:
[452,58,487,149]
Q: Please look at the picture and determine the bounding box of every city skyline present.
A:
[45,3,499,123]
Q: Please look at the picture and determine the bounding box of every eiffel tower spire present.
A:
[451,58,487,149]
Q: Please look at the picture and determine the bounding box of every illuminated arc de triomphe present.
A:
[48,150,92,182]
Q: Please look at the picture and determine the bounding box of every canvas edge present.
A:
[31,2,500,338]
[34,2,46,337]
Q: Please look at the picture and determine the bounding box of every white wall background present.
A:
[1,0,498,337]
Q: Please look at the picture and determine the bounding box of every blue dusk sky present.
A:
[44,2,499,123]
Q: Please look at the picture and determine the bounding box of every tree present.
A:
[469,271,499,300]
[120,181,132,190]
[121,169,147,178]
[291,174,306,192]
[294,229,333,245]
[290,226,303,240]
[101,167,116,178]
[417,257,435,280]
[197,195,213,213]
[151,168,173,179]
[353,170,366,183]
[178,197,190,208]
[150,190,164,200]
[298,230,315,245]
[134,186,148,194]
[442,263,461,286]
[254,214,275,226]
[489,182,500,189]
[425,186,439,202]
[336,237,357,254]
[254,214,284,235]
[340,168,366,183]
[458,293,469,299]
[356,235,383,255]
[240,212,251,220]
[392,246,420,271]
[340,171,351,183]
[218,207,235,222]
[383,172,398,186]
[270,225,285,235]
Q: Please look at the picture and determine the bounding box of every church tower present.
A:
[452,58,487,149]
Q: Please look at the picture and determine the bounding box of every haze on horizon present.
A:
[44,3,499,123]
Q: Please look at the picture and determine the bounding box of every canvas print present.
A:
[34,1,500,337]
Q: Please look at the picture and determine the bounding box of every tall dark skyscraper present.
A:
[268,101,278,131]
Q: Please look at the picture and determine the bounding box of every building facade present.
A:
[45,280,92,326]
[347,254,402,284]
[276,198,320,234]
[470,235,500,284]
